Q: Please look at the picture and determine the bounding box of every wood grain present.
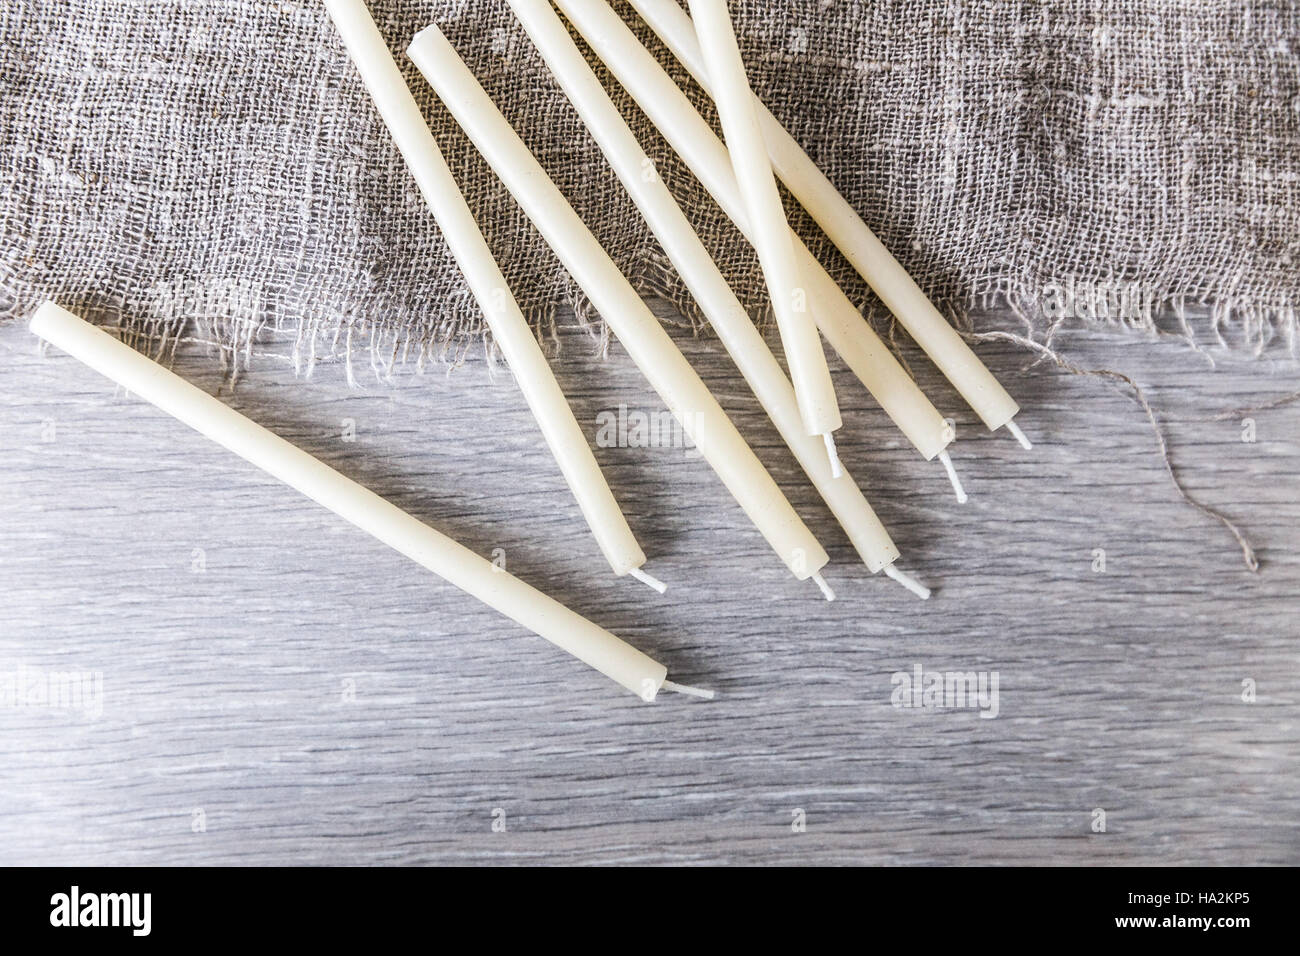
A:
[0,302,1296,865]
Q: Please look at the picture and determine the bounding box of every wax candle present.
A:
[686,0,842,474]
[323,0,664,593]
[553,0,966,501]
[30,303,710,701]
[407,23,836,598]
[629,0,1029,447]
[505,0,929,598]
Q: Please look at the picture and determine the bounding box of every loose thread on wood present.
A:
[969,329,1261,572]
[1208,389,1300,422]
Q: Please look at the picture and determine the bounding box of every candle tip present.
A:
[1006,419,1033,450]
[661,679,716,700]
[629,566,668,594]
[822,432,844,479]
[811,570,836,602]
[938,450,968,504]
[884,563,932,600]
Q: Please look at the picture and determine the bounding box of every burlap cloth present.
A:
[2,1,1297,375]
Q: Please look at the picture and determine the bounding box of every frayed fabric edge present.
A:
[4,269,1296,383]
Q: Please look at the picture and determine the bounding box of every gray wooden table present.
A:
[1,302,1296,865]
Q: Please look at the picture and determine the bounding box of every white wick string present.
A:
[811,570,836,601]
[938,450,968,503]
[628,566,668,594]
[1006,419,1033,450]
[661,679,716,700]
[884,564,932,600]
[822,432,844,478]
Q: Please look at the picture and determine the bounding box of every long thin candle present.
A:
[30,303,709,701]
[323,0,664,593]
[687,0,842,470]
[407,25,836,596]
[554,0,964,500]
[505,0,928,598]
[629,0,1028,446]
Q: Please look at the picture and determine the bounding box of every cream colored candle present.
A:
[505,0,928,597]
[629,0,1028,445]
[324,0,665,593]
[407,24,835,595]
[30,304,710,700]
[554,0,963,499]
[687,0,841,470]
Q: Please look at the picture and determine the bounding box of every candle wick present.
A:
[661,679,716,700]
[810,570,836,602]
[629,566,669,594]
[884,563,932,600]
[1005,419,1033,450]
[821,432,844,478]
[938,450,968,504]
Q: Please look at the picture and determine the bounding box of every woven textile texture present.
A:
[2,0,1298,375]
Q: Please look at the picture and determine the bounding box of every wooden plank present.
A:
[0,303,1296,865]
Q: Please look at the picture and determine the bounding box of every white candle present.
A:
[553,0,964,499]
[505,0,929,598]
[29,303,710,701]
[324,0,664,593]
[407,24,837,597]
[686,0,842,470]
[629,0,1028,446]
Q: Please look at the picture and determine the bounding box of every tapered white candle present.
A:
[30,303,708,701]
[407,24,834,593]
[505,0,927,597]
[324,0,663,593]
[554,0,960,487]
[629,0,1026,443]
[686,0,841,467]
